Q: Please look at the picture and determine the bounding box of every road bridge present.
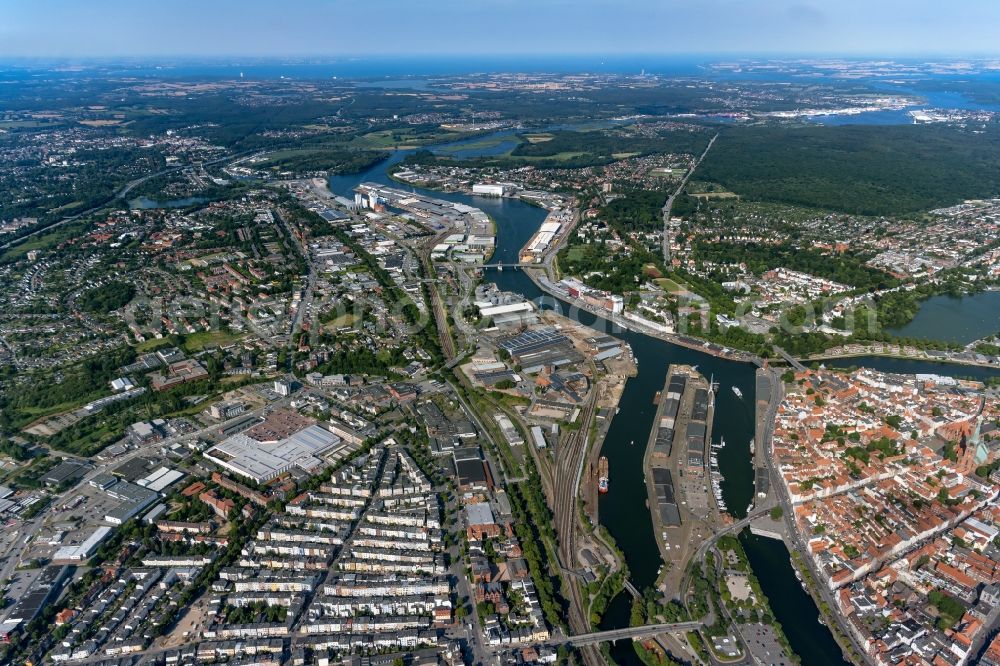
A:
[481,262,535,270]
[773,345,808,372]
[539,621,704,648]
[444,350,470,369]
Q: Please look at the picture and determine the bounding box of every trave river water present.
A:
[328,133,1000,665]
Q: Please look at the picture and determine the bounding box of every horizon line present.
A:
[4,52,1000,61]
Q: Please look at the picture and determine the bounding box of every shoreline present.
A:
[523,265,1000,375]
[642,368,676,570]
[520,266,765,367]
[446,169,843,661]
[387,167,560,212]
[806,350,1000,372]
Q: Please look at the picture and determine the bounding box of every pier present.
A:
[642,364,718,595]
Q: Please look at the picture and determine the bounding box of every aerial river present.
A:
[327,132,1000,665]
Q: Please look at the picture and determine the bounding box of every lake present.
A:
[887,290,1000,344]
[129,195,208,209]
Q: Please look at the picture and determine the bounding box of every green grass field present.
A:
[523,133,554,143]
[133,329,239,354]
[655,277,686,294]
[181,329,240,352]
[434,136,512,154]
[323,313,358,330]
[692,191,739,200]
[517,151,588,162]
[259,147,320,160]
[353,128,469,149]
[134,337,172,352]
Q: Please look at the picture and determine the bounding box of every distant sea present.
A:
[0,55,711,81]
[8,55,1000,86]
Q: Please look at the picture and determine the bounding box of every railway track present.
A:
[420,239,456,360]
[551,394,605,665]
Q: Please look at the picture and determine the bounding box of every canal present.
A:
[322,133,997,664]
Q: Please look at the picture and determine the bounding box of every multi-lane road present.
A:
[538,620,705,648]
[661,133,718,264]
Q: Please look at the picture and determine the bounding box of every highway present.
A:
[772,345,807,372]
[661,133,718,264]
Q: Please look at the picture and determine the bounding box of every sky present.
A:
[2,0,999,59]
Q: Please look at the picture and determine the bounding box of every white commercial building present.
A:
[52,526,113,563]
[206,424,341,484]
[136,467,185,493]
[472,183,506,197]
[476,302,535,318]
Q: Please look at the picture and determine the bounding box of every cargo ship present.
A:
[598,457,609,494]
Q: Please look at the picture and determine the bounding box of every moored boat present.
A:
[598,456,609,494]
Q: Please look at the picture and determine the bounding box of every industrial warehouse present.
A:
[643,365,720,585]
[496,327,583,374]
[518,208,573,263]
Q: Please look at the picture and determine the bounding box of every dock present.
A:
[642,365,717,594]
[748,366,788,541]
[751,368,777,513]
